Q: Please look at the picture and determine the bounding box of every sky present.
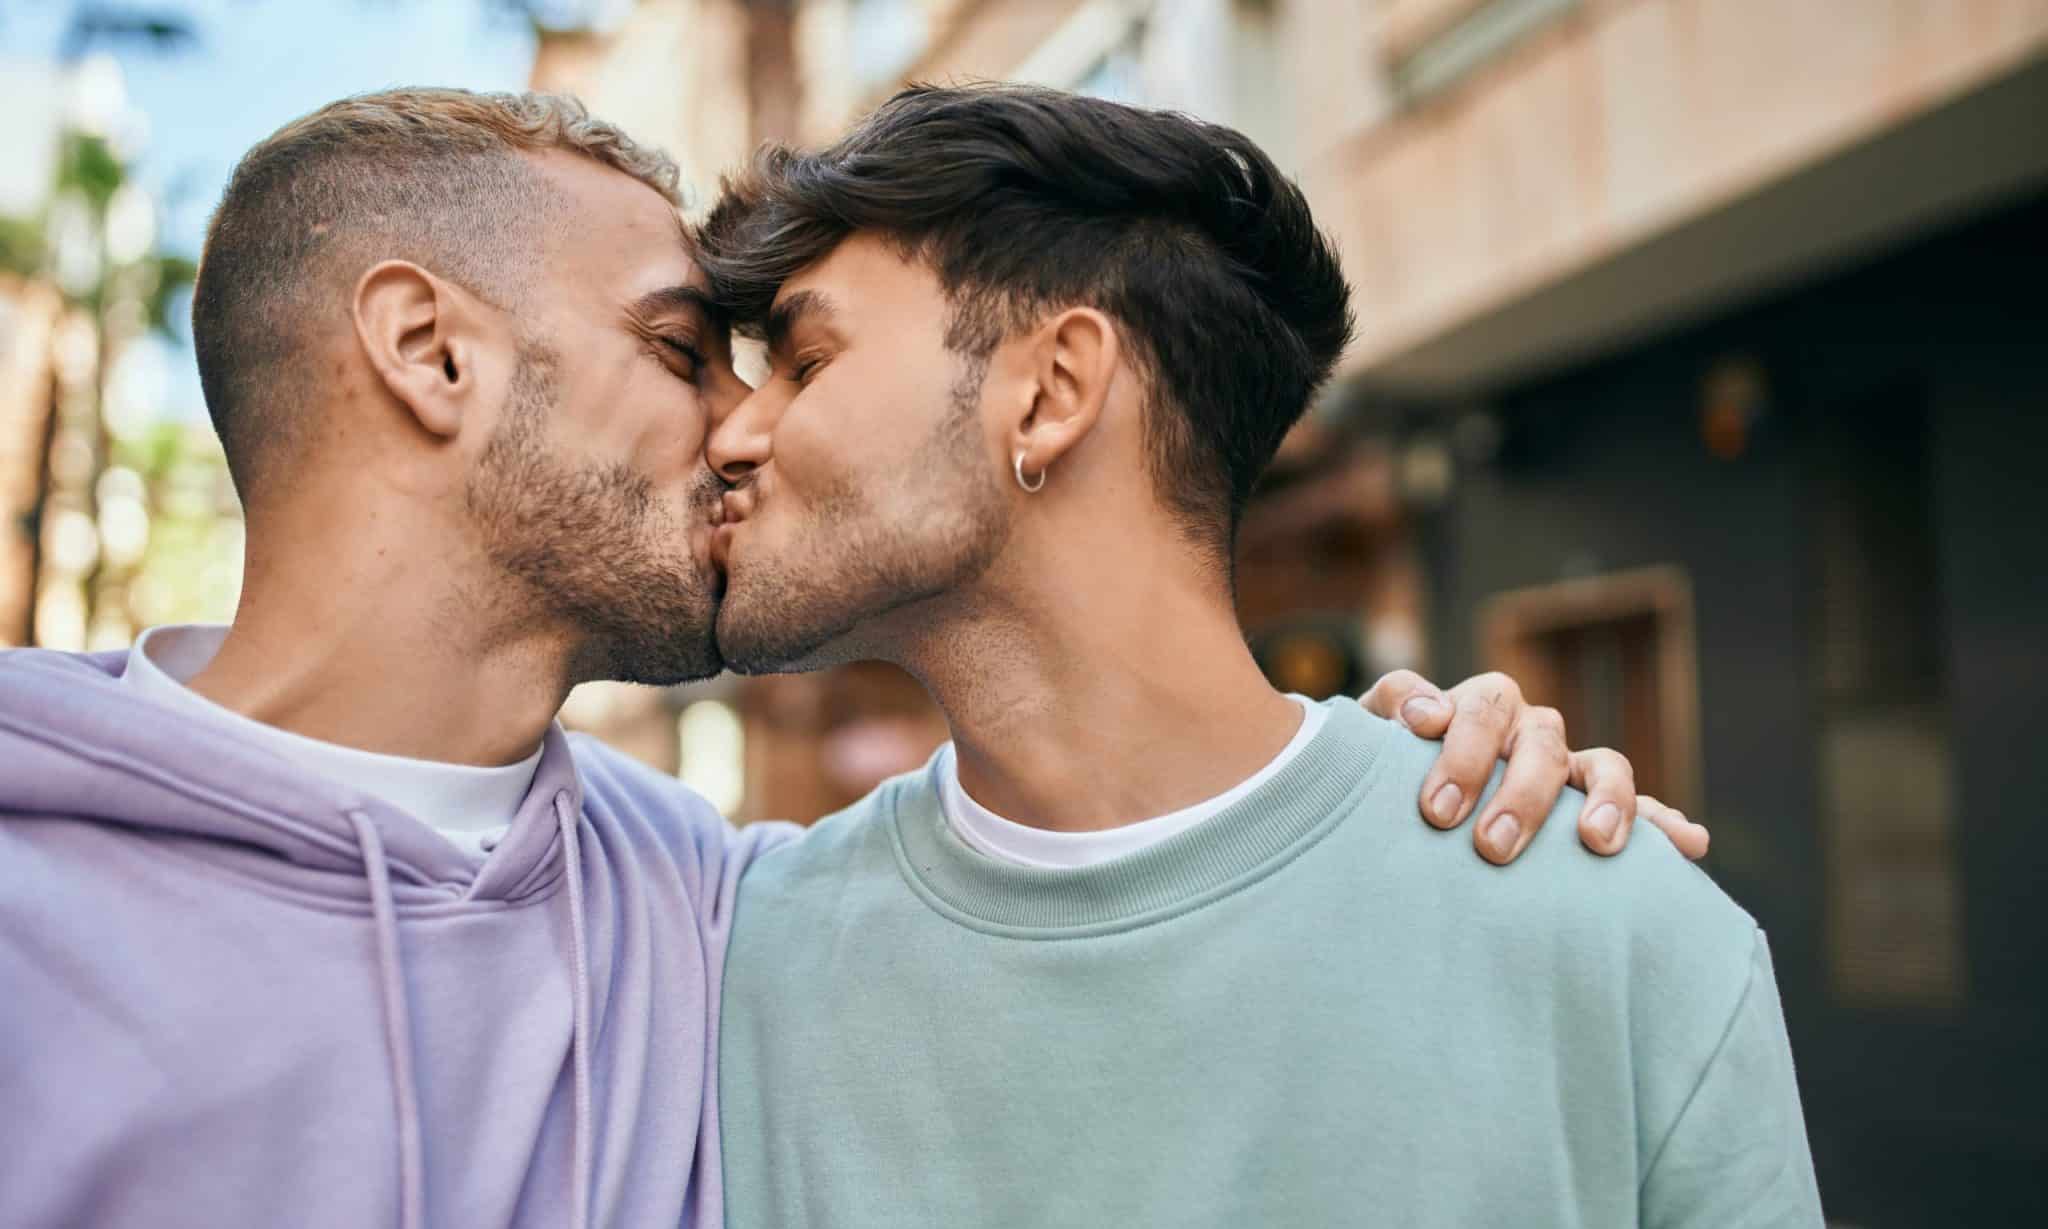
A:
[2,0,556,419]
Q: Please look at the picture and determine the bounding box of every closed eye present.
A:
[660,336,706,367]
[788,353,827,385]
[656,335,706,381]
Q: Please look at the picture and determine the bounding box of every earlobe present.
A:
[353,259,467,441]
[1015,307,1118,477]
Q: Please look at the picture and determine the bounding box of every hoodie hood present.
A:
[0,644,604,1229]
[1,642,792,1229]
[0,645,578,903]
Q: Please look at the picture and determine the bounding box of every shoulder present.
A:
[732,767,921,905]
[0,646,125,710]
[1351,710,1761,1003]
[567,729,722,824]
[1346,712,1775,1133]
[565,730,799,869]
[0,645,125,679]
[723,770,929,985]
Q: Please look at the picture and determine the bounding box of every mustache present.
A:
[687,467,728,510]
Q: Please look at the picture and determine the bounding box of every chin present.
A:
[573,625,722,687]
[714,613,833,677]
[715,501,1000,675]
[563,572,726,686]
[714,583,865,677]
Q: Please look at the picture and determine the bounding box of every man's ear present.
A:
[1012,307,1120,484]
[352,259,490,441]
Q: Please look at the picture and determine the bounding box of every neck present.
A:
[186,506,576,768]
[902,533,1300,833]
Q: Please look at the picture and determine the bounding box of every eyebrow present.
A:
[629,284,726,329]
[764,289,838,355]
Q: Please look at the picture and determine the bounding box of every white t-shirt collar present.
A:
[121,624,540,855]
[937,694,1328,870]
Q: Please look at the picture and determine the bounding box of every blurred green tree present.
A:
[1,81,217,647]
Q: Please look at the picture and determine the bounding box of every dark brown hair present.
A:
[698,82,1355,559]
[190,87,680,498]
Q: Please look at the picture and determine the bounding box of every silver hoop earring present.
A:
[1014,450,1046,493]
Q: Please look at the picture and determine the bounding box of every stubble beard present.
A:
[465,341,725,686]
[715,358,1010,676]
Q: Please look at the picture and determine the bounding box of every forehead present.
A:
[773,232,942,323]
[531,150,702,304]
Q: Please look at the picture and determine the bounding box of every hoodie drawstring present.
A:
[346,810,426,1229]
[554,793,595,1229]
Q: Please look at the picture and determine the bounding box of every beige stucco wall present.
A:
[1309,0,2048,387]
[880,0,2048,390]
[535,0,2048,390]
[531,0,754,211]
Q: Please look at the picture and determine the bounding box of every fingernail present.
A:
[1588,803,1621,843]
[1400,693,1446,729]
[1430,782,1463,824]
[1486,813,1521,857]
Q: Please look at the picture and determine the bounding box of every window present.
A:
[1477,565,1701,814]
[1383,0,1579,106]
[1813,384,1963,1007]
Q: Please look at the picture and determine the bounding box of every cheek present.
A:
[772,412,890,514]
[585,364,710,477]
[779,358,954,488]
[641,398,709,475]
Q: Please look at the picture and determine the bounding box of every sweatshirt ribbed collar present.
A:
[887,700,1391,938]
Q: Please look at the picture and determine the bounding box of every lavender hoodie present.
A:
[0,647,796,1229]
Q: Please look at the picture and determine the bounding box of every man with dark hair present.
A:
[0,86,1695,1229]
[703,93,1351,566]
[702,84,1822,1226]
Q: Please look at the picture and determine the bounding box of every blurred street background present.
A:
[3,0,2045,1222]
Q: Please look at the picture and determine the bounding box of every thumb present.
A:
[1361,669,1451,737]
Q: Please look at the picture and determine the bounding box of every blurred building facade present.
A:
[1297,5,2047,1220]
[538,2,2048,1220]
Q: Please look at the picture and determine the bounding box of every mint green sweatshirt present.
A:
[719,701,1822,1227]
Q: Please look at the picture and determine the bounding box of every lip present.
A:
[708,521,737,572]
[710,488,756,574]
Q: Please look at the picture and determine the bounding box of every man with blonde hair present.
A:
[0,87,1693,1228]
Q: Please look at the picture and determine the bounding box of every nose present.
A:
[708,383,778,484]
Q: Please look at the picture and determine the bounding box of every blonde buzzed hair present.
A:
[191,87,682,497]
